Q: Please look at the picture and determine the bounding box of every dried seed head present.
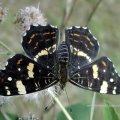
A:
[0,3,8,23]
[15,5,47,33]
[0,96,10,106]
[18,113,39,120]
[23,84,62,104]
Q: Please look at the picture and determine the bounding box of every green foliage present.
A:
[0,112,18,120]
[46,12,61,26]
[103,101,120,120]
[57,103,91,120]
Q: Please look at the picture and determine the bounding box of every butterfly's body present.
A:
[59,61,68,89]
[57,42,69,89]
[0,24,120,96]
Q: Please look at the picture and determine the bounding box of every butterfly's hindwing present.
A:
[22,25,58,69]
[69,56,120,94]
[0,54,58,96]
[66,26,99,74]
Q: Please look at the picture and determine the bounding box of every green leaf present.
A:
[57,103,91,120]
[7,113,18,119]
[103,101,120,120]
[0,112,18,120]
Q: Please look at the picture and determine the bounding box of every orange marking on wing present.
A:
[71,33,80,36]
[73,39,79,43]
[36,42,39,46]
[17,59,22,65]
[51,32,55,35]
[102,61,107,67]
[43,32,50,35]
[34,42,39,49]
[28,34,36,44]
[82,35,94,46]
[45,39,50,42]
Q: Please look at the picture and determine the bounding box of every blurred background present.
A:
[0,0,120,120]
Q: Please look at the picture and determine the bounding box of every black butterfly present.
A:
[0,24,120,96]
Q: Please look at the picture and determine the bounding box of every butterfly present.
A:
[0,24,120,96]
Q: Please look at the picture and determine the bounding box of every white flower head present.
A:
[23,84,62,105]
[0,96,11,106]
[18,113,39,120]
[15,5,47,33]
[0,3,8,23]
[23,92,41,104]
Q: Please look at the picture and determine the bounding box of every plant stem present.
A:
[48,90,73,120]
[60,0,76,41]
[0,41,14,54]
[90,92,96,120]
[86,0,103,26]
[0,52,10,55]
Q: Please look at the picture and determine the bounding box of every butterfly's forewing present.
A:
[0,54,58,96]
[22,25,58,69]
[65,26,99,74]
[69,56,120,94]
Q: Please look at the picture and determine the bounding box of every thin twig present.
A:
[60,0,77,40]
[90,92,96,120]
[62,0,76,28]
[0,41,14,54]
[19,97,30,113]
[48,90,73,120]
[86,0,103,26]
[0,52,10,55]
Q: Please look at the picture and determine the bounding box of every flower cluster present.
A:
[0,3,8,23]
[15,5,47,33]
[19,113,39,120]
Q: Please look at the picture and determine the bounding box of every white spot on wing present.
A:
[23,32,26,37]
[92,64,98,79]
[88,29,92,34]
[100,81,108,93]
[34,58,37,62]
[21,38,23,44]
[75,26,80,28]
[16,81,26,94]
[5,86,8,89]
[50,25,57,28]
[92,35,97,40]
[77,51,91,62]
[7,90,11,95]
[8,77,12,81]
[82,27,87,29]
[6,62,8,66]
[28,71,34,78]
[112,87,117,94]
[66,27,72,29]
[27,63,34,78]
[110,78,114,82]
[70,45,73,53]
[35,50,48,57]
[18,68,21,71]
[112,90,116,94]
[103,69,106,72]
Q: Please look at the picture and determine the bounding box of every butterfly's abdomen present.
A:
[57,42,69,89]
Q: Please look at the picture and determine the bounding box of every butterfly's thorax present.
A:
[57,42,69,89]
